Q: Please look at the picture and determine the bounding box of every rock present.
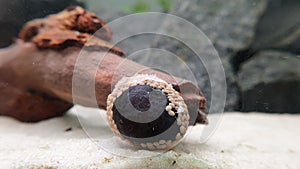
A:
[96,10,129,23]
[252,0,300,53]
[150,0,268,111]
[170,0,267,53]
[92,0,300,113]
[0,0,24,47]
[0,0,84,47]
[238,50,300,113]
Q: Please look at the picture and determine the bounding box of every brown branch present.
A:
[19,6,123,55]
[0,6,207,124]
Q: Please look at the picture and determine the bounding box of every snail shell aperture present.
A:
[106,74,189,150]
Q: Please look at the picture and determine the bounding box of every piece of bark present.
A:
[0,85,72,122]
[19,6,123,56]
[0,6,207,124]
[0,41,206,124]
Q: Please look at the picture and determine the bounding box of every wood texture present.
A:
[0,6,207,124]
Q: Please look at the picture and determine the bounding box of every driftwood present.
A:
[0,6,207,124]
